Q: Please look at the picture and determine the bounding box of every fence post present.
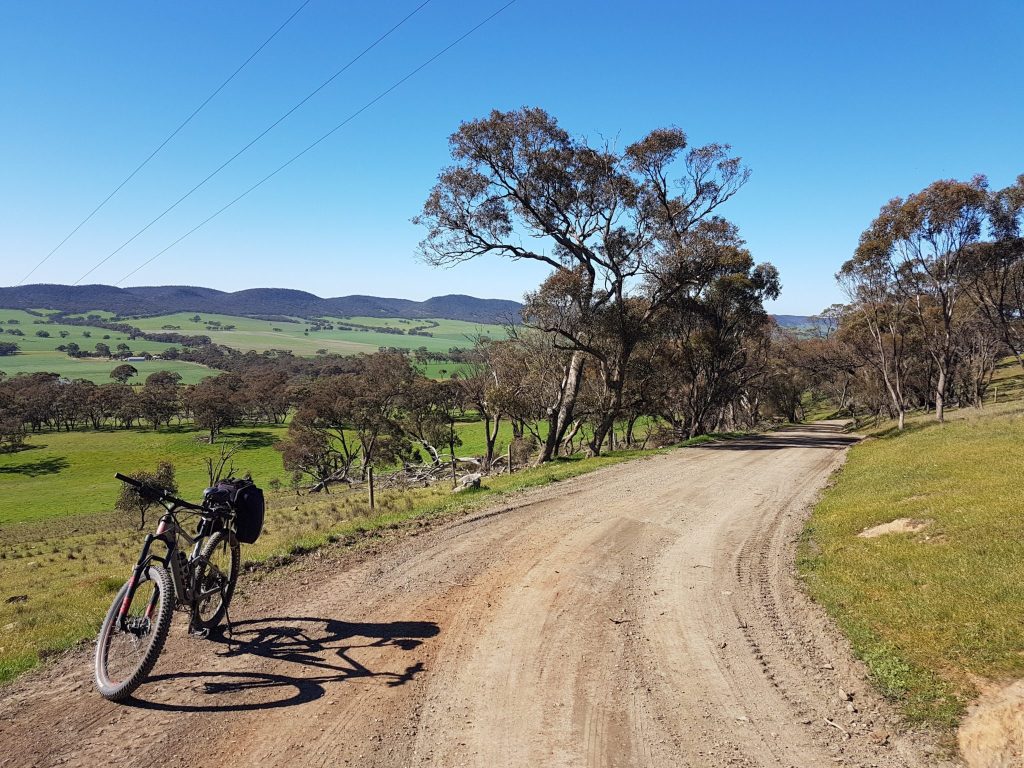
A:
[368,466,375,510]
[508,443,513,474]
[451,457,457,488]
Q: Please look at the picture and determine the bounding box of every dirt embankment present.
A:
[0,423,961,767]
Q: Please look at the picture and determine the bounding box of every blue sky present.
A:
[1,1,1021,314]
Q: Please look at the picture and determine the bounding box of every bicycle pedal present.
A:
[188,627,211,640]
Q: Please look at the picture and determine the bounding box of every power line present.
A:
[115,0,518,287]
[73,0,434,286]
[19,0,312,286]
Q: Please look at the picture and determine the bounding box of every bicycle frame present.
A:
[116,503,226,629]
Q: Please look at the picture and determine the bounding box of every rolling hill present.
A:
[0,283,816,330]
[0,284,523,325]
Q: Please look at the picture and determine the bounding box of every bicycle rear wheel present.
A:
[191,531,240,631]
[94,565,173,701]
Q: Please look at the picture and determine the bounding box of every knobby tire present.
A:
[94,565,173,701]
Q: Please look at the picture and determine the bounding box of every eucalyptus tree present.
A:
[649,222,779,437]
[456,338,507,469]
[110,364,138,385]
[184,374,242,443]
[837,254,914,429]
[487,333,578,462]
[282,352,416,483]
[276,421,344,492]
[964,175,1024,368]
[852,177,989,421]
[416,107,759,457]
[140,370,182,428]
[401,377,462,467]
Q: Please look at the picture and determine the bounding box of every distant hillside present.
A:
[772,314,819,330]
[0,284,523,325]
[0,283,817,329]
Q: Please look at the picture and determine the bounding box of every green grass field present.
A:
[0,425,292,524]
[800,399,1024,728]
[127,311,506,356]
[0,309,209,382]
[418,361,473,379]
[0,307,504,381]
[0,351,213,384]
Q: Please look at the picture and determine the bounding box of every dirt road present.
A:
[0,424,956,767]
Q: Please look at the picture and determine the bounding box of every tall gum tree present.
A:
[416,107,759,458]
[653,228,779,438]
[837,253,913,430]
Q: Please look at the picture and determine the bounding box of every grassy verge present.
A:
[799,402,1024,728]
[0,445,656,684]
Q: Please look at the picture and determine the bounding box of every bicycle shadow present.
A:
[124,615,439,713]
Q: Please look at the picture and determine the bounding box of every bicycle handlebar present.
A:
[114,472,145,489]
[114,473,205,512]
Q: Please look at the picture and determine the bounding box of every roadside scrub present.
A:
[799,401,1024,728]
[0,445,658,684]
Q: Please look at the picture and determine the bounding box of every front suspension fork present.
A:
[117,520,174,628]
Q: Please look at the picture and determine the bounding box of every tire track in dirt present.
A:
[0,423,960,767]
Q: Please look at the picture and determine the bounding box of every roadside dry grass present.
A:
[800,394,1024,729]
[0,446,657,684]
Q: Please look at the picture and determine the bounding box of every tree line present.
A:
[786,175,1023,428]
[0,368,291,447]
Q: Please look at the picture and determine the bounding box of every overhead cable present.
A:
[115,0,518,286]
[19,0,312,285]
[75,0,434,285]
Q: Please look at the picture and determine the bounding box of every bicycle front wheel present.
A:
[191,531,240,631]
[94,565,173,701]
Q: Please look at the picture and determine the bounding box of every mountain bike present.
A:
[94,473,263,701]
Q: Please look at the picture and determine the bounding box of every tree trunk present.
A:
[537,351,585,465]
[418,440,441,465]
[587,354,630,458]
[588,392,623,457]
[560,418,584,454]
[624,416,637,448]
[482,413,501,470]
[935,366,946,423]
